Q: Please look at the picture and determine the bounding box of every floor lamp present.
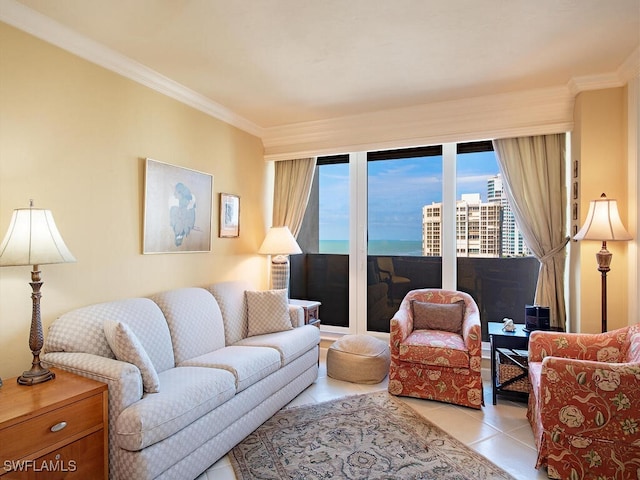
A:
[258,226,302,295]
[0,202,76,385]
[574,193,632,333]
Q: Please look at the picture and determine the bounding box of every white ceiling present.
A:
[5,0,640,131]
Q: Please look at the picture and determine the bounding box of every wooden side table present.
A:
[488,322,530,405]
[0,368,108,479]
[289,299,321,327]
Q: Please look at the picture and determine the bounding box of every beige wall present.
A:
[571,87,631,333]
[0,23,270,380]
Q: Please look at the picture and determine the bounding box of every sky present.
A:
[319,151,499,241]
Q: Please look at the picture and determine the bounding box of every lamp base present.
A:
[17,357,55,386]
[271,260,290,292]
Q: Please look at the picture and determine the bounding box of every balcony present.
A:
[290,254,539,341]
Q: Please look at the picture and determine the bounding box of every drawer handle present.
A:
[50,421,67,432]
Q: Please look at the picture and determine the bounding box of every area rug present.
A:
[229,391,516,479]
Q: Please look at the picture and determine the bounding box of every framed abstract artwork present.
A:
[143,158,213,254]
[219,193,240,237]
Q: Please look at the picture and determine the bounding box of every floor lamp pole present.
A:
[596,241,611,333]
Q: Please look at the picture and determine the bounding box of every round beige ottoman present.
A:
[327,334,390,384]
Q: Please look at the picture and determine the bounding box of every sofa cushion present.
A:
[411,299,465,334]
[245,289,293,337]
[115,366,236,451]
[234,324,320,366]
[207,281,251,345]
[180,345,280,392]
[45,298,175,373]
[104,319,160,393]
[150,288,226,364]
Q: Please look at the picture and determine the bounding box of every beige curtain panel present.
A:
[493,134,569,330]
[272,158,316,237]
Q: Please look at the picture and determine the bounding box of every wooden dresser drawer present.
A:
[2,429,104,480]
[0,393,103,463]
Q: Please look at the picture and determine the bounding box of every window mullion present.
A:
[351,151,368,334]
[442,142,457,289]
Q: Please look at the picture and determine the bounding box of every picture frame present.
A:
[219,193,240,238]
[143,158,213,254]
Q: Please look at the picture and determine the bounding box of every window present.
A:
[293,141,538,339]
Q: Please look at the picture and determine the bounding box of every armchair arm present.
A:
[529,328,629,363]
[461,308,482,357]
[43,351,143,415]
[538,356,640,442]
[389,306,413,354]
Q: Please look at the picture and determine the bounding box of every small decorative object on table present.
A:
[502,318,516,331]
[524,305,550,332]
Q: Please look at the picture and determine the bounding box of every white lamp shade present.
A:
[0,208,76,266]
[258,226,302,255]
[574,196,632,242]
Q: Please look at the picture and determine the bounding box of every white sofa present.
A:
[42,281,320,480]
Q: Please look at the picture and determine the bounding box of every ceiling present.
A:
[5,0,640,131]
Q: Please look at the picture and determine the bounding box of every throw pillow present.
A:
[245,289,293,337]
[411,300,465,335]
[103,319,160,393]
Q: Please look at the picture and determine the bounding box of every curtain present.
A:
[493,134,569,330]
[272,158,316,236]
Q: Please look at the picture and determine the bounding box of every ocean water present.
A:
[320,240,423,256]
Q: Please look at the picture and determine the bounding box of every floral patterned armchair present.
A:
[388,289,483,409]
[527,324,640,479]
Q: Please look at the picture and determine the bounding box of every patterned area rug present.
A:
[230,392,516,479]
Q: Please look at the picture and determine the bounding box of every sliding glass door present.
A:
[292,142,538,339]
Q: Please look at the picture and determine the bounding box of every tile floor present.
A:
[197,348,549,480]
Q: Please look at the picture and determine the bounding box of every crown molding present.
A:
[618,45,640,83]
[0,0,264,138]
[262,87,575,160]
[568,46,640,95]
[2,0,634,160]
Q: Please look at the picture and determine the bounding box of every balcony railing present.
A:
[290,254,539,341]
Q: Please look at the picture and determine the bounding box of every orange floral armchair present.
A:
[388,289,483,409]
[527,324,640,479]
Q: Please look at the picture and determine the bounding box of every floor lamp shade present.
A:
[258,226,302,291]
[0,204,76,385]
[574,193,632,332]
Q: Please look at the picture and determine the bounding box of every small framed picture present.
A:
[219,193,240,237]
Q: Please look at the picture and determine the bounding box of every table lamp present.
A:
[258,226,302,293]
[573,193,632,332]
[0,201,76,385]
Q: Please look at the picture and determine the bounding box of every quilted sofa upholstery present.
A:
[527,324,640,479]
[42,281,320,480]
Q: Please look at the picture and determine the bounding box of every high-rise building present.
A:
[422,193,501,258]
[422,174,530,258]
[487,174,530,256]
